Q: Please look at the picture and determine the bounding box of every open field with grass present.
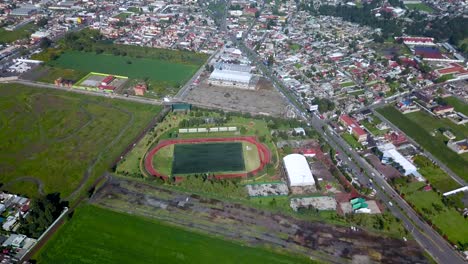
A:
[399,182,468,247]
[35,205,312,264]
[413,155,461,192]
[0,23,37,43]
[361,114,388,136]
[442,96,468,115]
[405,3,434,13]
[0,84,161,198]
[341,133,362,149]
[48,51,198,89]
[378,106,468,181]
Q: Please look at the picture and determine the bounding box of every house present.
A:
[339,115,367,142]
[433,105,454,115]
[134,83,147,96]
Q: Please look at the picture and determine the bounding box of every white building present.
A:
[377,143,418,176]
[208,63,254,89]
[283,154,315,187]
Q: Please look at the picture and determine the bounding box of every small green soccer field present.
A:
[172,143,245,175]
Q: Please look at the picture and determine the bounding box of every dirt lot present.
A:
[185,77,289,117]
[92,177,428,264]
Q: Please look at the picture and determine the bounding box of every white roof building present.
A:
[208,62,253,89]
[378,143,418,176]
[283,154,315,187]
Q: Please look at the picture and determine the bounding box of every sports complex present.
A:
[144,136,271,181]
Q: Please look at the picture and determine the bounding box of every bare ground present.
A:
[184,78,289,117]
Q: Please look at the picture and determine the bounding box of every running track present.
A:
[144,136,271,181]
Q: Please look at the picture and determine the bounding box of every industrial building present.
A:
[283,154,315,187]
[377,143,419,177]
[208,62,254,89]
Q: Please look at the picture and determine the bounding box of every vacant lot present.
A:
[173,142,245,174]
[186,78,289,117]
[378,106,468,181]
[35,205,311,264]
[0,23,37,43]
[0,84,160,198]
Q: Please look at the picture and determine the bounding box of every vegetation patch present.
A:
[0,84,161,198]
[405,3,434,13]
[0,23,37,43]
[35,205,312,264]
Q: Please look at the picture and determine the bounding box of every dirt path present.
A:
[66,102,135,201]
[3,176,45,196]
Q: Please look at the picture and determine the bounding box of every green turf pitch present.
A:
[35,205,312,264]
[172,142,245,174]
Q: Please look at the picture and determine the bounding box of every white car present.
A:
[388,201,393,207]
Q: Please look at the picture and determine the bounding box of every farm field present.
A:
[399,182,468,247]
[0,23,37,43]
[35,205,312,264]
[378,106,468,181]
[48,51,198,90]
[173,142,245,174]
[0,83,161,198]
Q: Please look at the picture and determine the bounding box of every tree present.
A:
[267,55,275,66]
[37,17,48,28]
[39,37,52,49]
[18,193,67,238]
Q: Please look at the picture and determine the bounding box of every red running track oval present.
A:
[144,136,271,181]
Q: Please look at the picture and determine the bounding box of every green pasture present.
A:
[400,182,468,246]
[0,84,160,198]
[35,205,313,264]
[48,51,198,88]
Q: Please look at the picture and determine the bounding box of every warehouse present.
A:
[283,154,315,187]
[208,63,254,89]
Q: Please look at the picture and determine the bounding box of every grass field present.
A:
[36,66,87,83]
[400,182,468,246]
[378,106,468,181]
[0,84,160,198]
[172,142,245,175]
[442,96,468,115]
[413,155,460,192]
[35,205,313,264]
[341,133,362,149]
[405,3,434,13]
[152,144,174,176]
[0,23,37,43]
[47,51,199,95]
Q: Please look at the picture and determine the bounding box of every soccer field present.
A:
[35,205,312,264]
[172,142,245,174]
